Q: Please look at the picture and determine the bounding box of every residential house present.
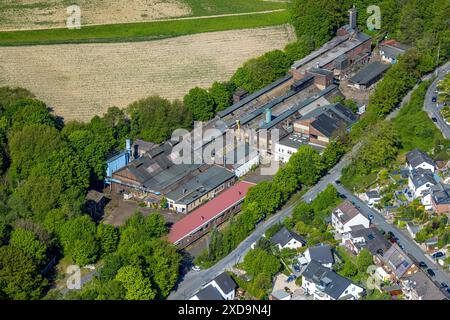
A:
[402,270,447,300]
[304,244,335,268]
[190,284,224,300]
[301,260,364,300]
[331,200,370,234]
[342,226,391,256]
[190,272,237,301]
[379,40,409,64]
[362,190,381,207]
[408,168,437,199]
[374,243,418,281]
[406,223,420,239]
[293,103,357,147]
[269,227,307,250]
[429,183,450,214]
[406,149,436,173]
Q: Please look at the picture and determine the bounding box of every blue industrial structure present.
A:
[105,139,131,184]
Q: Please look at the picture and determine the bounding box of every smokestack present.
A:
[349,7,357,30]
[265,108,272,124]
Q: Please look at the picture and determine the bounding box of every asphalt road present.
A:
[423,62,450,139]
[334,184,450,297]
[168,62,450,300]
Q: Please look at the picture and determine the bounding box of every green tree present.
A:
[243,248,281,278]
[58,215,99,265]
[0,245,46,300]
[97,224,120,256]
[231,50,290,93]
[10,99,56,130]
[287,146,321,186]
[183,87,215,121]
[209,81,233,113]
[9,228,47,264]
[115,265,156,300]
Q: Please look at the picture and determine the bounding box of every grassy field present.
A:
[0,10,288,46]
[183,0,288,16]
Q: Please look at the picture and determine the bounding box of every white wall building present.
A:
[331,201,370,234]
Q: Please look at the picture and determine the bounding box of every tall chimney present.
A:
[349,7,357,30]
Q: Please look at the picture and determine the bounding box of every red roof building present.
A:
[168,181,255,247]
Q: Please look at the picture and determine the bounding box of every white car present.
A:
[191,265,201,272]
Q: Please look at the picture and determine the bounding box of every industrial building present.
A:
[348,61,391,90]
[290,8,372,82]
[168,181,255,248]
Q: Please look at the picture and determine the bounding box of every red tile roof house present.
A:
[168,181,255,248]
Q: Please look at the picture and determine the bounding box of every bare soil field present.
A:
[0,0,192,31]
[0,25,294,121]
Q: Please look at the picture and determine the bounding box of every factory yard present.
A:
[0,25,294,121]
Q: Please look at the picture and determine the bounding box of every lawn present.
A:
[0,10,289,46]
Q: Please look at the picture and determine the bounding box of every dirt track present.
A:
[0,25,294,121]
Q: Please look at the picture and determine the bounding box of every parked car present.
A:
[432,251,445,259]
[441,282,448,288]
[432,117,438,122]
[191,265,201,272]
[335,180,341,184]
[427,268,436,277]
[339,193,347,199]
[447,288,450,294]
[419,261,428,268]
[286,275,297,283]
[432,96,437,102]
[368,214,374,221]
[293,265,301,273]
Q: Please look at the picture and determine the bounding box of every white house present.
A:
[304,244,335,269]
[301,260,364,300]
[406,149,436,173]
[406,223,420,239]
[269,227,307,250]
[408,169,437,199]
[273,133,305,163]
[361,190,381,207]
[331,201,370,234]
[190,272,237,300]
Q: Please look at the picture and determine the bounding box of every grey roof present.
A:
[406,149,435,169]
[86,190,104,202]
[365,190,381,199]
[307,244,334,265]
[271,289,291,300]
[195,284,224,300]
[292,31,371,72]
[379,44,406,59]
[278,132,309,149]
[403,271,447,300]
[308,68,333,76]
[270,226,307,247]
[409,169,436,189]
[349,61,390,86]
[213,272,237,295]
[165,166,235,205]
[305,103,357,138]
[217,74,293,118]
[430,183,450,205]
[382,243,414,279]
[260,85,338,130]
[302,260,355,300]
[349,227,391,256]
